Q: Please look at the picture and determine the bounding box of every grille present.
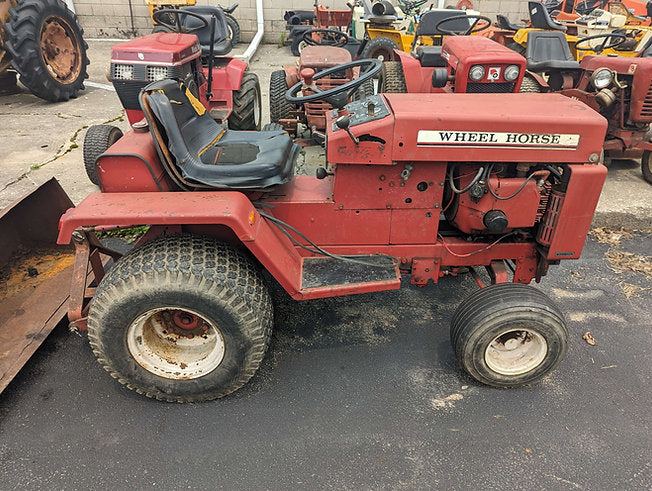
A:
[147,65,169,81]
[640,82,652,118]
[113,64,135,80]
[466,82,515,93]
[536,190,565,246]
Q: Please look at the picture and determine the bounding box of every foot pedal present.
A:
[299,255,400,299]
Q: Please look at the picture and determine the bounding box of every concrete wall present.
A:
[72,0,530,40]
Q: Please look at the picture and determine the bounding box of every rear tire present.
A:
[87,235,273,402]
[291,36,308,56]
[450,283,568,387]
[642,150,652,184]
[519,74,543,93]
[225,13,240,46]
[378,61,407,93]
[361,36,399,62]
[269,69,293,123]
[262,123,284,131]
[5,0,89,102]
[83,124,123,185]
[229,72,261,131]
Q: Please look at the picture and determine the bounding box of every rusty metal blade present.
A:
[0,178,74,394]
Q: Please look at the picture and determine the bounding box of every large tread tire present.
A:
[378,61,407,93]
[225,13,240,46]
[291,36,308,56]
[229,71,262,131]
[262,122,284,131]
[269,69,293,123]
[87,235,273,403]
[361,36,399,62]
[5,0,89,102]
[450,283,568,387]
[519,74,543,93]
[642,150,652,184]
[83,124,123,185]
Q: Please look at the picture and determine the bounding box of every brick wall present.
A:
[72,0,530,41]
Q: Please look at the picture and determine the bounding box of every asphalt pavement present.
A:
[0,41,650,489]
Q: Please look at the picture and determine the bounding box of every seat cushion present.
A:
[416,46,447,67]
[526,30,579,72]
[140,79,298,190]
[181,6,232,57]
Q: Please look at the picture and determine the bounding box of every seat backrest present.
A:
[181,6,232,56]
[416,9,469,36]
[526,30,574,63]
[529,0,568,30]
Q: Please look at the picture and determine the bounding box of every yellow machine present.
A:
[146,0,195,25]
[511,1,652,59]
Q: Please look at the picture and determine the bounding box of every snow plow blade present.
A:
[0,178,74,394]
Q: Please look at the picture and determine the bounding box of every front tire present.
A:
[642,150,652,184]
[83,124,123,185]
[5,0,89,102]
[378,61,407,93]
[87,235,273,402]
[519,74,543,93]
[269,69,293,123]
[229,71,262,131]
[451,283,568,387]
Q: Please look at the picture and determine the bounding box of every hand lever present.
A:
[336,115,359,145]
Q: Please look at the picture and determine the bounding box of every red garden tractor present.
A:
[62,50,608,402]
[518,29,652,183]
[379,11,527,94]
[270,29,373,138]
[83,8,260,184]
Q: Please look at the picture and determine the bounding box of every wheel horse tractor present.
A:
[63,33,608,401]
[270,28,373,138]
[83,8,260,185]
[379,10,527,94]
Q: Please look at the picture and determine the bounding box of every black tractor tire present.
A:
[519,74,543,93]
[229,71,262,131]
[361,36,399,62]
[507,41,526,56]
[262,123,284,131]
[152,25,172,34]
[87,235,273,403]
[269,69,293,123]
[450,283,568,387]
[5,0,89,102]
[291,35,308,56]
[378,61,407,93]
[83,124,123,185]
[642,150,652,184]
[225,12,240,46]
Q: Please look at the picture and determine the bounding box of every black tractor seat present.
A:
[415,45,447,67]
[497,14,525,31]
[528,0,567,31]
[140,79,298,190]
[411,9,468,67]
[526,30,579,71]
[181,6,232,57]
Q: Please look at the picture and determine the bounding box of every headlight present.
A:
[504,64,520,82]
[591,68,614,89]
[113,64,134,80]
[469,65,485,81]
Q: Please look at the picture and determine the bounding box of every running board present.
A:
[297,256,401,300]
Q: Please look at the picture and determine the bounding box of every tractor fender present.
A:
[394,50,436,92]
[283,65,300,88]
[57,192,304,296]
[525,70,548,89]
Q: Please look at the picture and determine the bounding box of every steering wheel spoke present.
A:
[153,8,210,34]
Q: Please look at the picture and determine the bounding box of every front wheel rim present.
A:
[484,327,548,375]
[126,307,226,380]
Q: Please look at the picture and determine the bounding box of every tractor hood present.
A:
[327,93,607,165]
[111,33,201,66]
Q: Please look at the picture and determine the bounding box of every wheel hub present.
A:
[485,328,548,376]
[126,307,225,380]
[40,16,82,83]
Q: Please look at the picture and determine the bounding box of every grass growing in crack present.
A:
[96,226,149,243]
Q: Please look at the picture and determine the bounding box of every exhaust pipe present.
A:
[371,1,396,16]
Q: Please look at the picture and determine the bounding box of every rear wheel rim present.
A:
[39,16,82,84]
[126,307,226,380]
[484,327,548,375]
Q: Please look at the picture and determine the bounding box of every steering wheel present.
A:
[152,9,209,34]
[285,59,382,108]
[302,28,349,47]
[575,32,627,54]
[434,14,492,36]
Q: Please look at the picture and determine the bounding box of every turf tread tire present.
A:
[519,74,543,93]
[642,150,652,184]
[87,235,273,403]
[361,36,399,62]
[269,69,293,123]
[379,61,407,93]
[229,71,261,130]
[450,283,568,387]
[5,0,89,102]
[83,124,123,185]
